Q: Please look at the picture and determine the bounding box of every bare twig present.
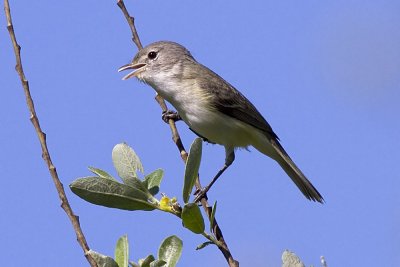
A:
[117,0,143,50]
[4,1,97,266]
[117,1,238,266]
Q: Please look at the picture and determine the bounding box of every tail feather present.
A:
[271,140,324,203]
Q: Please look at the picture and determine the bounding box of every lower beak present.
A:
[118,63,146,80]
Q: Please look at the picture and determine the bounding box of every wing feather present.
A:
[196,64,279,140]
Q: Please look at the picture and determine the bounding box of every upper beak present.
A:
[118,62,146,80]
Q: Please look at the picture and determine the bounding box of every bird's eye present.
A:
[148,51,157,59]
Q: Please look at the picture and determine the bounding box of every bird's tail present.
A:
[270,139,324,203]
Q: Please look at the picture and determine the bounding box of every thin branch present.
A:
[154,95,188,160]
[4,1,97,266]
[155,95,238,267]
[117,1,238,266]
[117,0,143,50]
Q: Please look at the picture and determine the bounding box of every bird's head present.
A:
[118,41,195,83]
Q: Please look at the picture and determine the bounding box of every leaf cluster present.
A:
[70,138,220,263]
[89,235,182,267]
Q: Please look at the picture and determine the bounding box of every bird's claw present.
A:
[193,187,208,203]
[162,110,181,123]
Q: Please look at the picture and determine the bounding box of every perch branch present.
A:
[117,1,238,266]
[155,96,238,267]
[4,1,97,266]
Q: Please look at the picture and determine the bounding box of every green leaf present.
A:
[182,138,202,203]
[115,235,129,267]
[138,255,155,267]
[210,201,217,232]
[124,175,150,193]
[112,143,144,185]
[87,250,119,267]
[111,143,154,201]
[90,165,148,194]
[149,260,167,267]
[181,203,205,234]
[158,235,183,267]
[89,167,117,181]
[143,169,164,196]
[70,177,156,211]
[196,241,214,250]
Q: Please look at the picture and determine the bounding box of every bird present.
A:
[118,41,323,203]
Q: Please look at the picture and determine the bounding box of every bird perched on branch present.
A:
[119,41,323,203]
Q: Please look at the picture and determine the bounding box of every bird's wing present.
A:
[197,65,279,140]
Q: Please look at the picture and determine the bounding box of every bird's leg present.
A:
[162,110,181,123]
[194,147,235,202]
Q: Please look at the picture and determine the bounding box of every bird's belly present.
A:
[154,83,256,148]
[178,106,255,148]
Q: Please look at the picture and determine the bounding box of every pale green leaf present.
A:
[182,138,202,203]
[112,143,144,184]
[143,169,163,196]
[115,235,129,267]
[210,201,217,232]
[87,250,119,267]
[158,235,183,267]
[88,167,117,181]
[149,260,166,267]
[138,255,155,267]
[123,175,149,193]
[196,241,214,250]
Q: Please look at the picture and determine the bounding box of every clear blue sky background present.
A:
[1,1,399,266]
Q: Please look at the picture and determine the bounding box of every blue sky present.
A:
[1,1,400,266]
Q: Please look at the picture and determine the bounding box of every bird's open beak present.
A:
[118,63,146,80]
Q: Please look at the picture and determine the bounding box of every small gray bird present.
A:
[119,41,323,203]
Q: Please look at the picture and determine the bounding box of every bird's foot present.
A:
[162,110,181,123]
[193,187,209,203]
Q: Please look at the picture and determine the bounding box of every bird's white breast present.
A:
[145,68,259,148]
